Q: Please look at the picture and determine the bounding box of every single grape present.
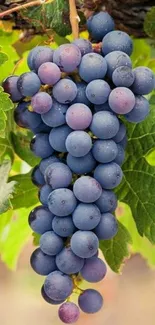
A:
[72,38,93,56]
[108,87,135,114]
[131,66,154,95]
[92,139,118,163]
[41,286,65,305]
[112,66,135,87]
[38,184,52,206]
[113,122,126,143]
[49,125,72,152]
[58,302,80,324]
[79,53,107,83]
[72,203,101,230]
[31,92,53,114]
[48,188,77,217]
[105,51,132,78]
[73,176,102,203]
[53,44,81,72]
[80,257,107,283]
[102,30,133,56]
[78,289,103,313]
[72,82,91,106]
[66,131,92,157]
[67,152,96,175]
[125,95,150,123]
[3,75,23,102]
[90,111,120,139]
[38,62,61,85]
[86,80,111,105]
[96,190,117,213]
[27,46,53,71]
[14,101,41,129]
[66,103,92,130]
[44,270,73,301]
[31,165,45,187]
[30,248,56,275]
[28,206,54,234]
[30,133,54,158]
[56,247,84,275]
[71,230,99,258]
[95,213,118,240]
[114,144,125,165]
[42,99,68,127]
[87,12,115,41]
[40,231,64,256]
[52,215,76,237]
[53,79,77,104]
[44,162,72,189]
[17,72,41,97]
[94,102,112,113]
[94,162,123,189]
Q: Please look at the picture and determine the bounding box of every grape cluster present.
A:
[3,11,154,324]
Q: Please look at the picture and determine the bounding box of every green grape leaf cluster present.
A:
[0,160,16,214]
[144,6,155,39]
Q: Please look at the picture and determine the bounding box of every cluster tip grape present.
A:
[3,11,154,324]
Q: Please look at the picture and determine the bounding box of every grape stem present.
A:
[69,0,80,39]
[0,0,50,18]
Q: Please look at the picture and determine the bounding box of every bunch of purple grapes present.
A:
[3,11,154,324]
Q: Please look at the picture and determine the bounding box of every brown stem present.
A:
[0,0,48,18]
[69,0,79,39]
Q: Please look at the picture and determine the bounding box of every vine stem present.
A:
[69,0,80,39]
[0,0,49,18]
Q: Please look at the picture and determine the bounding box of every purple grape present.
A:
[102,30,133,56]
[73,176,102,203]
[90,111,120,139]
[78,289,103,313]
[66,103,92,130]
[30,248,56,275]
[44,162,72,189]
[31,92,53,114]
[79,53,107,83]
[39,155,60,174]
[131,67,154,95]
[72,38,93,56]
[92,139,118,163]
[3,75,23,102]
[53,79,77,104]
[38,62,61,85]
[86,79,111,105]
[105,51,132,78]
[48,188,77,217]
[49,125,72,153]
[14,101,41,129]
[96,190,117,213]
[52,215,76,237]
[41,286,65,305]
[44,270,73,301]
[38,184,52,206]
[31,120,51,134]
[87,12,115,41]
[71,230,99,258]
[125,95,150,123]
[94,162,123,189]
[30,133,54,158]
[112,66,135,87]
[66,131,92,157]
[114,144,125,165]
[113,122,126,143]
[56,247,84,275]
[27,46,53,71]
[80,257,107,283]
[58,302,80,324]
[95,213,118,240]
[109,87,135,114]
[42,99,68,127]
[72,203,101,230]
[67,152,96,175]
[40,231,64,256]
[72,82,91,106]
[31,165,45,187]
[53,44,81,72]
[28,205,54,234]
[17,72,41,97]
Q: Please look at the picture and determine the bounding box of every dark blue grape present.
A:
[31,121,51,134]
[95,213,118,240]
[66,131,92,157]
[14,101,41,129]
[87,12,115,41]
[78,289,103,314]
[79,53,107,83]
[17,72,41,97]
[30,248,56,275]
[39,184,52,206]
[94,162,123,189]
[73,176,102,203]
[113,122,126,143]
[102,30,133,56]
[31,92,53,114]
[27,46,53,71]
[86,80,111,105]
[131,67,154,95]
[28,206,54,234]
[71,230,99,258]
[125,95,150,122]
[3,75,23,102]
[38,62,61,85]
[58,302,80,324]
[56,247,84,275]
[90,111,120,139]
[42,100,68,127]
[48,188,77,217]
[53,79,77,104]
[44,270,73,301]
[72,203,101,230]
[105,51,132,78]
[67,152,96,175]
[40,231,64,256]
[49,125,72,152]
[44,162,72,189]
[52,215,75,237]
[41,286,65,305]
[80,257,107,283]
[72,38,93,56]
[112,66,135,87]
[114,144,125,165]
[39,155,60,174]
[30,133,54,158]
[92,139,118,163]
[31,165,45,187]
[96,190,117,213]
[108,87,135,114]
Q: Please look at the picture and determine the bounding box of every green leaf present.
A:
[100,220,132,273]
[144,6,155,39]
[22,0,71,37]
[0,160,16,214]
[11,132,40,167]
[116,95,155,244]
[9,171,38,209]
[0,51,8,66]
[32,232,41,246]
[0,137,14,162]
[0,207,33,270]
[0,86,14,139]
[131,39,151,67]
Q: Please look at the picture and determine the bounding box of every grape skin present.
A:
[87,12,115,41]
[72,203,101,230]
[94,162,123,189]
[14,101,41,129]
[72,38,93,56]
[31,92,53,114]
[125,95,150,123]
[72,82,91,106]
[108,87,135,114]
[17,72,41,97]
[30,248,56,275]
[86,80,111,105]
[38,62,61,85]
[52,215,76,237]
[53,79,77,104]
[73,176,102,203]
[92,139,118,163]
[66,103,92,130]
[112,66,135,87]
[53,44,81,72]
[80,257,107,283]
[44,270,73,301]
[28,46,53,71]
[44,162,72,190]
[131,66,154,95]
[48,188,77,217]
[105,51,132,78]
[31,165,45,187]
[40,231,64,256]
[49,125,72,153]
[30,133,54,158]
[67,152,96,175]
[114,144,125,166]
[66,131,92,157]
[28,206,54,234]
[71,230,99,259]
[95,190,117,213]
[3,76,23,102]
[38,184,52,206]
[102,30,133,56]
[56,247,84,275]
[78,289,103,314]
[41,286,65,305]
[58,302,80,324]
[95,213,118,240]
[79,53,107,83]
[90,111,120,140]
[42,100,68,127]
[113,122,126,143]
[39,155,60,174]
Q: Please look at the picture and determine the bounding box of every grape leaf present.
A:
[0,137,14,163]
[144,6,155,39]
[100,221,132,273]
[0,160,16,214]
[116,95,155,244]
[11,132,40,167]
[33,232,41,246]
[0,86,14,139]
[0,51,8,66]
[9,171,39,209]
